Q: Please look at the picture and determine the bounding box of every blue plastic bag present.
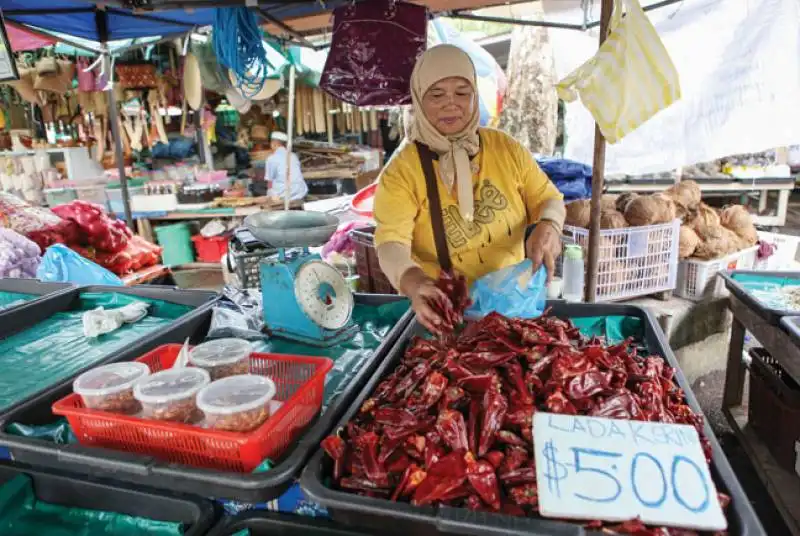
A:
[36,244,123,286]
[465,260,547,319]
[536,156,592,201]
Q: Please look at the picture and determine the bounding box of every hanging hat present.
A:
[184,53,203,111]
[271,131,288,143]
[225,87,252,114]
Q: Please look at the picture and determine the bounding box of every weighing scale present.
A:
[245,211,357,347]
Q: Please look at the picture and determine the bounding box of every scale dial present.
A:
[294,260,354,330]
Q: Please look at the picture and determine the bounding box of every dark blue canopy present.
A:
[0,1,336,42]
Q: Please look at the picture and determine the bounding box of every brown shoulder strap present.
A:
[416,142,452,274]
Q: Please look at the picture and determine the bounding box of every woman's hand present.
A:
[399,267,451,335]
[526,221,562,282]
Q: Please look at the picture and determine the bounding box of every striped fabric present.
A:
[556,0,681,144]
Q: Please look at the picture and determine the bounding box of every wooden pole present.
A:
[585,0,614,303]
[284,65,296,211]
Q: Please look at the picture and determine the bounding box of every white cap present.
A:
[271,131,288,142]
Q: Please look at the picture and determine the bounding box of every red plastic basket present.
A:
[52,345,333,473]
[192,235,229,262]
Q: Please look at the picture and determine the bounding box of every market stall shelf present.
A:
[722,292,800,536]
[0,294,412,502]
[301,302,763,536]
[0,461,216,536]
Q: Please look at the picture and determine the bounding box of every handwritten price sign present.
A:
[533,413,727,531]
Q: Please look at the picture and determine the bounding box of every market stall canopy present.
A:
[6,21,55,51]
[0,0,215,41]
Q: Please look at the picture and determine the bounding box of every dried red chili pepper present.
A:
[439,385,467,411]
[356,432,389,487]
[465,455,501,510]
[412,475,465,506]
[496,430,527,447]
[436,409,469,453]
[374,407,418,428]
[460,351,517,370]
[416,371,448,410]
[391,464,426,501]
[464,494,486,511]
[484,450,504,469]
[444,356,475,381]
[498,466,536,486]
[591,391,643,420]
[545,388,578,415]
[565,369,612,400]
[501,502,526,517]
[508,483,539,507]
[456,373,495,393]
[478,389,508,456]
[391,361,431,402]
[503,361,534,405]
[385,451,411,474]
[467,398,480,455]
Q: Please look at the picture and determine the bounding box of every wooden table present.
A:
[128,200,304,243]
[722,294,800,535]
[121,264,171,286]
[606,177,795,226]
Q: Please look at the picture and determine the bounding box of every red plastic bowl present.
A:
[350,183,377,218]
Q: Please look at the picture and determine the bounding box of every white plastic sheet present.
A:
[551,0,800,175]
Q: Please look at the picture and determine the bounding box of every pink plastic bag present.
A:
[320,0,427,106]
[77,58,95,92]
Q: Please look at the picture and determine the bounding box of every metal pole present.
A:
[284,64,296,211]
[104,54,134,228]
[585,0,614,303]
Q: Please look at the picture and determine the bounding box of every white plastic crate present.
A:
[675,246,759,301]
[560,219,680,301]
[754,231,800,270]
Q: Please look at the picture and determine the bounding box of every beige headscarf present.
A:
[409,45,480,221]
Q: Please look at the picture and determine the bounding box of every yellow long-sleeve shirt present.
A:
[373,128,564,286]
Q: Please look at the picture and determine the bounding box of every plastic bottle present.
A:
[562,244,584,302]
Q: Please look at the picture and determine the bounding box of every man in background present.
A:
[266,131,308,201]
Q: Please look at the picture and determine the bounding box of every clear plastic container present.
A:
[189,338,252,381]
[73,362,150,414]
[562,243,585,302]
[133,367,210,423]
[196,374,276,433]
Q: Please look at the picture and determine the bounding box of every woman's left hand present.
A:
[525,221,562,282]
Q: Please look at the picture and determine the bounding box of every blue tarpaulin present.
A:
[0,1,341,42]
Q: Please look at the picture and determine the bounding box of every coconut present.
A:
[565,199,591,228]
[665,180,701,212]
[615,192,639,214]
[679,225,700,259]
[651,193,677,223]
[624,196,659,226]
[600,209,627,229]
[693,227,742,260]
[687,203,720,237]
[720,205,758,246]
[600,194,619,213]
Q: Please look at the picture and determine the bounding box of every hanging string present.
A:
[212,7,268,98]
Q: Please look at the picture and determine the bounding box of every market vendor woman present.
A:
[373,45,565,333]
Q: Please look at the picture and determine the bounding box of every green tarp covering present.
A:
[252,300,410,411]
[0,475,184,535]
[0,291,36,311]
[0,292,192,414]
[571,315,645,343]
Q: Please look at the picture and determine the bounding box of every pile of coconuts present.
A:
[564,180,758,261]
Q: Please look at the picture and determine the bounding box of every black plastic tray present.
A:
[0,461,216,535]
[0,294,412,502]
[0,278,74,317]
[0,285,217,422]
[720,270,800,325]
[300,303,764,536]
[207,511,371,536]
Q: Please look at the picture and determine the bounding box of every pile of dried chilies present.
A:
[321,311,731,535]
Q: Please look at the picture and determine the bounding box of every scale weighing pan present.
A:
[244,211,339,248]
